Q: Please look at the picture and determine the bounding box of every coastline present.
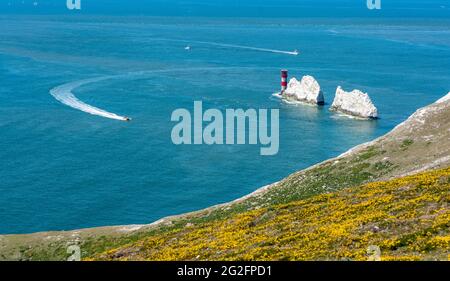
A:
[1,92,449,260]
[2,93,448,236]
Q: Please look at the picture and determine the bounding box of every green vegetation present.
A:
[89,167,450,261]
[401,139,414,150]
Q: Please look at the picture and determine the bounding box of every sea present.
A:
[0,15,449,234]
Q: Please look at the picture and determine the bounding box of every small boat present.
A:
[292,49,299,56]
[124,117,131,122]
[185,45,191,51]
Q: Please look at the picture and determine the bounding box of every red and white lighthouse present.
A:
[281,69,288,93]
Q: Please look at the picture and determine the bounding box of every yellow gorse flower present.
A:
[89,167,450,261]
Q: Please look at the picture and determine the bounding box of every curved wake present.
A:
[50,77,130,121]
[50,67,258,122]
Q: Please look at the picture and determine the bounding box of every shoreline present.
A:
[2,93,449,238]
[0,92,448,261]
[0,120,400,237]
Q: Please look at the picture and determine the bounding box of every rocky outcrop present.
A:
[330,86,378,119]
[283,76,324,105]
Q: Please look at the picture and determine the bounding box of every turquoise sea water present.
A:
[0,16,449,234]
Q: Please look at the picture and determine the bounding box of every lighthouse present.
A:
[281,70,288,94]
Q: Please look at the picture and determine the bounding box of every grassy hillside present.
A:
[89,167,450,261]
[1,94,449,261]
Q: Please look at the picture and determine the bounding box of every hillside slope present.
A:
[1,93,449,261]
[92,167,450,261]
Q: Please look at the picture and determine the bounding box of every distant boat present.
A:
[185,45,191,51]
[292,49,299,56]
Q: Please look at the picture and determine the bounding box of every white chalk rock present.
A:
[330,86,378,119]
[283,76,324,105]
[436,92,450,104]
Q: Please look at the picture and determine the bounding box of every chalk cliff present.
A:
[283,76,325,105]
[330,86,378,119]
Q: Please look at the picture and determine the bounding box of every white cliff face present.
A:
[283,76,324,105]
[436,92,450,104]
[330,86,378,119]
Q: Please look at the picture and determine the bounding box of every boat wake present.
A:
[151,38,299,56]
[190,40,300,56]
[50,67,258,122]
[50,77,130,121]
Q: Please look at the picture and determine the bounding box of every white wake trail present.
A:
[50,77,129,121]
[191,40,300,56]
[50,67,253,122]
[152,38,299,56]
